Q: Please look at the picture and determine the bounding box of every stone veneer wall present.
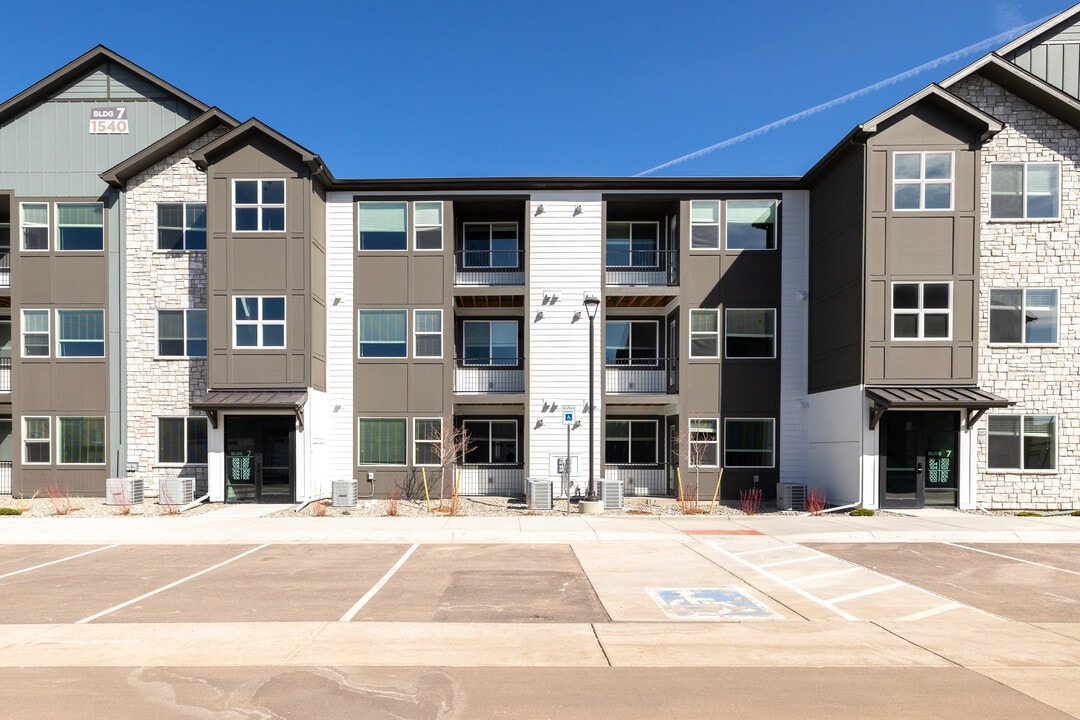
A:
[124,130,227,497]
[953,76,1080,510]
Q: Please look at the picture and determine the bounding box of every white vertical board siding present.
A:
[779,190,809,483]
[527,193,603,494]
[301,388,328,500]
[807,385,868,506]
[325,193,356,483]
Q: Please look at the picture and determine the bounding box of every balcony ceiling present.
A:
[606,294,677,308]
[455,295,525,308]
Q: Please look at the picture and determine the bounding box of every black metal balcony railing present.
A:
[603,464,670,496]
[0,460,10,495]
[605,357,675,394]
[0,252,9,288]
[454,357,525,393]
[0,356,10,392]
[456,464,526,496]
[455,250,525,286]
[605,248,678,286]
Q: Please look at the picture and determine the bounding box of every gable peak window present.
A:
[233,180,285,232]
[234,296,285,348]
[893,152,953,211]
[892,282,951,340]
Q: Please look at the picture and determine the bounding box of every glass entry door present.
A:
[880,411,958,508]
[224,415,295,503]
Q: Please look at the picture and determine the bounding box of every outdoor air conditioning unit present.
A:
[332,480,358,507]
[105,477,144,506]
[776,483,808,511]
[159,477,194,505]
[599,479,624,510]
[526,478,553,511]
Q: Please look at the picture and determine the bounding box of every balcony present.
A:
[0,356,10,392]
[456,464,525,495]
[606,249,677,287]
[605,358,675,394]
[455,250,525,286]
[0,251,9,288]
[603,465,669,496]
[454,357,525,394]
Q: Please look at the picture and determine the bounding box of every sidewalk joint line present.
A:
[590,623,613,667]
[0,545,120,580]
[339,543,420,622]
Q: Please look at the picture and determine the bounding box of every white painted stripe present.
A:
[339,543,420,622]
[827,582,906,604]
[732,546,791,558]
[946,543,1080,577]
[76,544,270,624]
[896,602,963,622]
[0,545,119,580]
[788,567,859,585]
[758,554,821,569]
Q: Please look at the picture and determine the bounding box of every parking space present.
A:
[807,543,1080,622]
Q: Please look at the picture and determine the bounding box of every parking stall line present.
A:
[788,567,859,585]
[897,602,964,622]
[0,545,120,581]
[75,544,270,624]
[827,582,906,605]
[339,543,420,623]
[758,555,821,569]
[945,543,1080,577]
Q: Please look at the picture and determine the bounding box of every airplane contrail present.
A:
[636,15,1054,176]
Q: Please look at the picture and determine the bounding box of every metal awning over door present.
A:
[865,386,1013,431]
[190,390,307,429]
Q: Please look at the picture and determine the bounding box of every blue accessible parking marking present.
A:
[646,587,782,620]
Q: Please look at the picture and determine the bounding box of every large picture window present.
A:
[57,309,105,357]
[56,203,104,251]
[988,415,1056,471]
[892,283,951,340]
[158,309,207,357]
[59,416,106,464]
[724,418,775,468]
[726,199,777,250]
[234,296,285,348]
[158,203,207,251]
[893,152,953,210]
[158,417,208,464]
[606,320,659,365]
[606,419,658,465]
[463,222,519,268]
[606,222,659,268]
[463,320,518,366]
[358,201,407,250]
[463,420,518,464]
[357,417,407,465]
[725,309,776,358]
[358,309,407,357]
[990,163,1060,220]
[989,288,1057,345]
[234,180,285,232]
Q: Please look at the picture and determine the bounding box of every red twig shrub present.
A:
[806,487,828,515]
[739,488,763,515]
[43,481,76,516]
[385,492,401,517]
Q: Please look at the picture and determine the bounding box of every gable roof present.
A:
[996,3,1080,57]
[940,53,1080,128]
[0,45,209,125]
[101,107,239,188]
[857,84,1003,140]
[190,118,333,184]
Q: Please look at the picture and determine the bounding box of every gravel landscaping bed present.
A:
[0,496,223,518]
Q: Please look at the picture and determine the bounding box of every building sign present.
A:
[89,107,129,134]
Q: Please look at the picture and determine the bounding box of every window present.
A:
[158,309,207,357]
[233,180,285,232]
[606,419,658,464]
[988,415,1056,471]
[414,418,441,466]
[989,288,1058,345]
[234,296,285,348]
[688,418,719,467]
[21,203,48,250]
[463,320,518,366]
[606,222,659,267]
[689,309,719,357]
[358,309,407,357]
[464,419,518,464]
[415,201,443,250]
[725,418,775,468]
[892,283,951,339]
[463,222,519,268]
[358,201,407,250]
[991,163,1060,220]
[58,416,105,464]
[23,416,50,464]
[158,417,208,464]
[57,309,105,357]
[56,203,104,251]
[21,309,49,357]
[690,200,720,249]
[158,203,207,250]
[893,152,953,210]
[727,199,777,250]
[726,309,776,358]
[357,417,407,465]
[606,320,659,365]
[414,309,442,358]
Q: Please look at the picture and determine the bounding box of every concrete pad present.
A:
[881,620,1080,667]
[595,621,950,667]
[288,622,608,667]
[977,667,1080,718]
[355,544,609,623]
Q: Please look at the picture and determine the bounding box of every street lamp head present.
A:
[583,295,600,319]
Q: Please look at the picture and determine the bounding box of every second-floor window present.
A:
[158,203,207,250]
[726,309,776,359]
[892,282,950,340]
[158,309,208,357]
[894,152,953,210]
[606,320,659,365]
[689,309,719,357]
[57,203,104,251]
[989,288,1058,345]
[234,296,285,348]
[414,309,443,358]
[990,163,1060,220]
[463,222,518,268]
[234,180,285,232]
[21,310,49,357]
[358,309,407,357]
[57,309,105,357]
[463,320,518,366]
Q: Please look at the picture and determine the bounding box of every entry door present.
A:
[880,412,958,508]
[225,415,296,503]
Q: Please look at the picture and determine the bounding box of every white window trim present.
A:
[232,179,286,233]
[156,416,209,467]
[690,199,721,250]
[57,416,106,466]
[724,308,777,359]
[725,199,779,252]
[22,416,51,465]
[723,417,776,469]
[233,296,286,349]
[155,201,208,252]
[606,418,659,465]
[689,309,720,358]
[413,309,443,359]
[986,413,1058,474]
[357,416,408,466]
[21,309,50,358]
[156,308,208,359]
[55,308,106,358]
[413,200,444,251]
[413,417,442,467]
[20,202,49,252]
[891,282,953,341]
[357,200,408,252]
[893,151,954,211]
[462,419,519,465]
[358,308,409,358]
[988,287,1059,347]
[989,162,1061,222]
[55,202,105,252]
[688,417,720,468]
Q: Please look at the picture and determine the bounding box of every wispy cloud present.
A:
[636,15,1053,176]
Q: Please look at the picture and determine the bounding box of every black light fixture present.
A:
[583,294,601,503]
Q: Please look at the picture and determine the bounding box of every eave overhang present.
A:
[190,118,334,185]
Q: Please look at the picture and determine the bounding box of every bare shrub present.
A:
[43,481,76,516]
[385,491,401,517]
[157,481,179,516]
[806,487,827,515]
[428,418,472,513]
[673,417,714,515]
[739,487,763,515]
[311,499,329,517]
[398,469,424,501]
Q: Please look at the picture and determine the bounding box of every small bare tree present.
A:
[672,416,717,514]
[428,417,473,513]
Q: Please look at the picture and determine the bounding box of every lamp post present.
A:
[583,294,601,503]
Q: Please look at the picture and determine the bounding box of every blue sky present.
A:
[0,0,1072,178]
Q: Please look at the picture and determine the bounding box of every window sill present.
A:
[984,468,1058,474]
[154,356,207,361]
[154,463,208,469]
[987,343,1059,349]
[987,218,1060,224]
[153,249,206,254]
